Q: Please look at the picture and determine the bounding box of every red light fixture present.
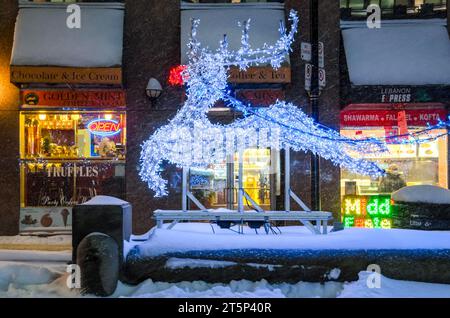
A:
[168,65,187,86]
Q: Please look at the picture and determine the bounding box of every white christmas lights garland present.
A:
[139,10,446,197]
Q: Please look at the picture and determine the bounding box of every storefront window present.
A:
[19,111,126,232]
[20,111,126,159]
[189,165,228,209]
[189,148,277,210]
[340,128,448,228]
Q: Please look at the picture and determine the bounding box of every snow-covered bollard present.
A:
[72,196,132,296]
[77,232,119,296]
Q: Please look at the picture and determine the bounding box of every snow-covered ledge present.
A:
[180,2,289,66]
[341,19,450,86]
[124,224,450,285]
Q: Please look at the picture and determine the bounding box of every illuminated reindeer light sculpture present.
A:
[140,10,385,199]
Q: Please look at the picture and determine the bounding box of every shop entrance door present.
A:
[233,148,272,211]
[188,148,276,211]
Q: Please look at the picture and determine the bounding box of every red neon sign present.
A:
[340,108,447,127]
[87,119,122,136]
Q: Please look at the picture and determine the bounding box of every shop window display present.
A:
[21,112,126,159]
[340,128,448,228]
[19,111,126,233]
[189,148,276,210]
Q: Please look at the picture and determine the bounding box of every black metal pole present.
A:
[310,0,321,211]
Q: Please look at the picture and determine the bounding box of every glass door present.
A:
[233,148,272,211]
[189,148,277,211]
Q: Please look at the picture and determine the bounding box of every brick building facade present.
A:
[125,0,341,234]
[0,0,20,235]
[0,0,448,235]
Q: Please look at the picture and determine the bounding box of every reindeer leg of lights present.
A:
[140,10,389,198]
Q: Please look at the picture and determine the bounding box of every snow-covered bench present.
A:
[153,210,333,235]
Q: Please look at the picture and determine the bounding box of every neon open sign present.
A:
[87,119,122,137]
[342,195,392,229]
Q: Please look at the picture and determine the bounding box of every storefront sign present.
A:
[235,89,285,107]
[342,195,392,229]
[343,195,391,217]
[228,66,291,84]
[87,119,122,137]
[11,66,122,85]
[341,108,447,127]
[20,207,72,232]
[380,87,412,103]
[23,161,121,208]
[343,215,392,229]
[44,165,100,179]
[345,85,449,104]
[21,90,126,108]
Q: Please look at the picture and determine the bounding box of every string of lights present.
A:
[223,93,450,146]
[139,10,448,197]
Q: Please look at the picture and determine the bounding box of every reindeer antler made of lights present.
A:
[139,10,386,197]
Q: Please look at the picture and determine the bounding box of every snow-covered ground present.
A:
[1,261,450,298]
[0,234,71,251]
[339,272,450,298]
[134,223,450,257]
[1,223,449,297]
[0,249,71,264]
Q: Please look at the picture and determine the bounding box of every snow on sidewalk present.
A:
[339,272,450,298]
[0,234,71,251]
[0,250,71,264]
[1,261,449,298]
[0,262,77,298]
[113,279,342,298]
[0,234,71,265]
[134,223,450,257]
[117,274,450,298]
